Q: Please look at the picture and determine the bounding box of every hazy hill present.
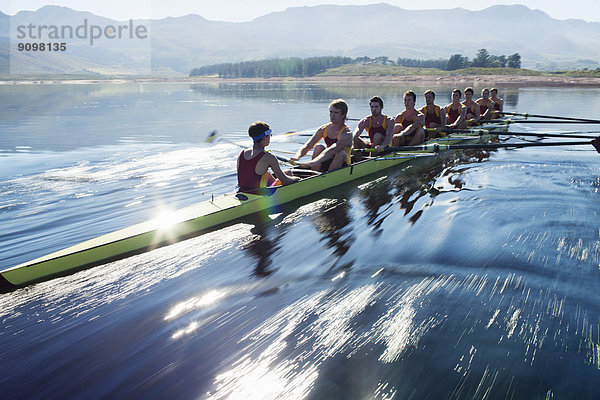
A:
[1,4,599,76]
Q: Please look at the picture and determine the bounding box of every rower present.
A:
[392,90,425,146]
[462,87,481,124]
[290,99,352,172]
[237,121,299,193]
[445,88,468,129]
[353,96,395,154]
[490,87,504,117]
[476,88,496,121]
[420,89,446,138]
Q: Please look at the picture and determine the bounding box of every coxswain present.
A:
[237,121,299,193]
[290,99,352,172]
[353,96,395,154]
[392,90,425,146]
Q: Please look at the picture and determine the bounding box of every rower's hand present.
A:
[375,145,383,152]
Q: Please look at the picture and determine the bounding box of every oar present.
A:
[366,137,600,154]
[490,119,600,124]
[500,132,598,140]
[431,127,598,140]
[205,130,294,164]
[500,112,600,123]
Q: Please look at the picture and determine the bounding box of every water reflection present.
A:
[242,223,282,278]
[311,200,355,258]
[357,150,495,226]
[190,82,343,103]
[357,177,394,232]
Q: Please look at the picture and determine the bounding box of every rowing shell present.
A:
[0,124,506,290]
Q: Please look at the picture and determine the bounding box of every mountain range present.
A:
[1,3,599,76]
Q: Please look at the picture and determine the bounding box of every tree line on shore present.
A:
[190,56,353,78]
[189,50,521,78]
[397,50,521,70]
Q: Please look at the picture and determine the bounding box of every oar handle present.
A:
[275,154,294,164]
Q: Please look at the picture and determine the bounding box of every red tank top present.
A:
[421,105,441,127]
[396,112,416,129]
[464,102,477,117]
[446,104,463,124]
[322,124,347,147]
[367,115,387,143]
[237,150,266,193]
[478,99,490,114]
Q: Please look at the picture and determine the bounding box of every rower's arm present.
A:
[393,113,403,134]
[381,115,395,147]
[439,107,447,126]
[481,101,495,120]
[265,153,299,185]
[396,113,424,136]
[291,128,323,161]
[447,106,467,129]
[307,127,351,166]
[352,118,367,141]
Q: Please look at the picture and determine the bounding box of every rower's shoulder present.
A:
[357,115,370,125]
[240,148,252,158]
[261,150,279,164]
[315,123,329,134]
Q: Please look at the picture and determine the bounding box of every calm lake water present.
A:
[1,81,600,399]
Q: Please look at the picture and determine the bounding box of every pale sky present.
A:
[1,0,599,23]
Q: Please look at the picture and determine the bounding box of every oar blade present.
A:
[592,138,600,153]
[206,130,219,143]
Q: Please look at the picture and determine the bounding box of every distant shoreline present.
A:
[1,74,600,87]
